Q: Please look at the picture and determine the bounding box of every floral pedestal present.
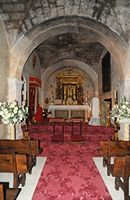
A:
[118,118,130,141]
[0,100,28,139]
[8,123,23,140]
[15,123,23,139]
[8,124,16,140]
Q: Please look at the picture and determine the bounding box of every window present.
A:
[102,52,111,93]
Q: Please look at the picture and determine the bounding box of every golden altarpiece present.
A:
[55,67,84,105]
[49,68,89,120]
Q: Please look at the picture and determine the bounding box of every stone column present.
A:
[8,78,24,103]
[118,119,130,141]
[118,79,130,102]
[7,78,24,139]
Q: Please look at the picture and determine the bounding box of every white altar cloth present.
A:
[48,105,89,121]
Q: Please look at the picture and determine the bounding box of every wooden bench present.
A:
[112,156,130,200]
[0,139,42,173]
[0,153,29,188]
[99,140,130,175]
[0,184,4,200]
[0,183,21,200]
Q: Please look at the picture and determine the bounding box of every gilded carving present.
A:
[55,67,84,104]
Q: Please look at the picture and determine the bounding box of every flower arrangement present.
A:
[111,97,130,122]
[0,100,28,125]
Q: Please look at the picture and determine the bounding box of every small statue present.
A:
[66,96,73,105]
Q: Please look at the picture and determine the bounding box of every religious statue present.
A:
[66,96,73,105]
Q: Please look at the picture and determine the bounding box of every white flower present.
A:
[122,105,126,109]
[0,100,28,125]
[111,97,130,123]
[13,107,18,113]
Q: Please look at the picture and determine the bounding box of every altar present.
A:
[48,105,89,122]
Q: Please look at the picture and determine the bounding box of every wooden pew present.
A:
[0,139,42,173]
[99,140,130,175]
[112,156,130,200]
[0,184,4,200]
[0,183,21,200]
[0,153,29,188]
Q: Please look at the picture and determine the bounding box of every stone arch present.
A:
[41,59,98,93]
[10,16,127,82]
[21,1,124,38]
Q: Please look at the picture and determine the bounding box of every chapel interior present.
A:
[0,0,129,127]
[0,0,130,199]
[0,0,130,138]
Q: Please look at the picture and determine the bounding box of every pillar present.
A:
[7,78,24,139]
[8,78,24,103]
[118,79,130,102]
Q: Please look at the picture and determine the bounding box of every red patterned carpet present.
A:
[29,124,114,200]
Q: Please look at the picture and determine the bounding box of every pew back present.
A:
[0,154,28,173]
[0,139,42,174]
[0,154,28,188]
[0,140,41,155]
[100,140,130,156]
[113,156,130,177]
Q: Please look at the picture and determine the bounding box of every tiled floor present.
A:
[0,157,124,200]
[93,157,124,200]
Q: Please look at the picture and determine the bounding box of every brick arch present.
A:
[21,1,124,38]
[10,16,127,81]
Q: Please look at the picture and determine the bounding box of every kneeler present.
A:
[51,118,65,144]
[70,118,85,143]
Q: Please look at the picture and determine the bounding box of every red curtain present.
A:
[29,86,36,115]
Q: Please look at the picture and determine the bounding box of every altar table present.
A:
[48,105,89,122]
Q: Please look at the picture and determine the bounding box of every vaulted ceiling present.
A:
[0,0,129,70]
[35,32,105,68]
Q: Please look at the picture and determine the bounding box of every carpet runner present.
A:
[29,124,114,200]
